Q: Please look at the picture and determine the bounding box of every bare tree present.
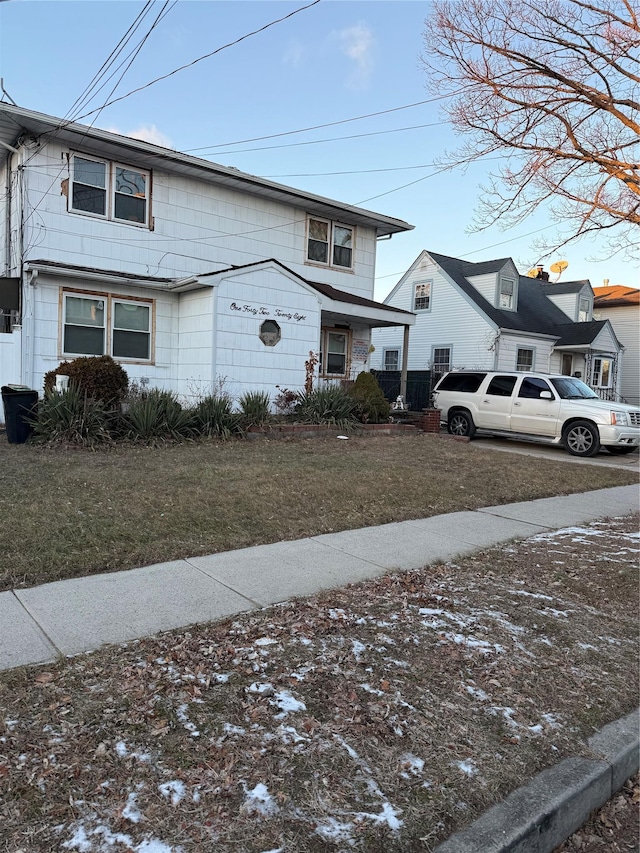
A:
[422,0,640,259]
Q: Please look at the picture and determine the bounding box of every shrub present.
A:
[193,393,242,439]
[294,385,357,429]
[124,389,195,441]
[238,390,271,427]
[43,356,128,407]
[274,386,298,417]
[31,386,112,447]
[349,371,391,423]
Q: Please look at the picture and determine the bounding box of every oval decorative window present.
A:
[259,319,281,347]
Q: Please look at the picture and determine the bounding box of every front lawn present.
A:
[1,433,636,591]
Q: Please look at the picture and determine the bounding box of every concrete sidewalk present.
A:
[1,483,638,673]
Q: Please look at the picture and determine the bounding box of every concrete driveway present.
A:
[468,433,640,471]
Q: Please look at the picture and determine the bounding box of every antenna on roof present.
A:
[549,260,569,282]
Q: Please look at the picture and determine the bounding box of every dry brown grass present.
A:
[1,433,636,591]
[1,513,638,852]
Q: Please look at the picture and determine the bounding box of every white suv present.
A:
[432,371,639,457]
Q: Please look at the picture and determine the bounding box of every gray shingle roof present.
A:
[428,251,603,343]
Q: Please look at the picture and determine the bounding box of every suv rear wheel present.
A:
[448,410,476,439]
[562,420,600,457]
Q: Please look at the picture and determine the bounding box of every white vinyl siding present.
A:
[371,253,495,372]
[23,140,379,299]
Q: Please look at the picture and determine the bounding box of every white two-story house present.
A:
[0,104,415,412]
[371,250,623,400]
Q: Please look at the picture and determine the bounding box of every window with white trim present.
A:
[431,346,451,378]
[63,291,152,361]
[516,347,534,371]
[70,155,150,226]
[592,357,611,388]
[307,218,353,269]
[319,328,350,377]
[383,348,399,370]
[578,296,591,322]
[413,280,432,311]
[499,276,516,310]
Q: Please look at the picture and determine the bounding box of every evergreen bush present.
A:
[43,356,129,407]
[193,394,242,439]
[349,371,391,423]
[238,390,271,427]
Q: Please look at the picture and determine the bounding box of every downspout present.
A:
[400,324,409,401]
[3,150,12,275]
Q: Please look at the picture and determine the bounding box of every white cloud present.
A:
[283,39,304,68]
[102,124,174,149]
[333,23,375,90]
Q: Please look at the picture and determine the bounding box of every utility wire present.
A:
[64,1,157,121]
[184,91,466,152]
[199,121,446,157]
[72,0,323,122]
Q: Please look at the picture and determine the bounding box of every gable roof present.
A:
[0,103,413,237]
[540,281,591,295]
[204,259,415,326]
[553,320,613,347]
[428,251,576,335]
[593,285,640,307]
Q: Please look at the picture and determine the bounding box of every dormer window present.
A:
[578,296,591,322]
[499,276,516,310]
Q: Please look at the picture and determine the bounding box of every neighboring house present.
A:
[593,284,640,406]
[371,250,623,401]
[0,103,415,417]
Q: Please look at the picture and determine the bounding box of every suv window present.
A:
[518,377,553,399]
[486,376,517,397]
[437,372,486,392]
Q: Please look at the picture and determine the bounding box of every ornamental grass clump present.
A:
[349,371,391,423]
[31,385,112,448]
[294,385,358,429]
[238,390,271,428]
[124,389,195,442]
[192,393,242,439]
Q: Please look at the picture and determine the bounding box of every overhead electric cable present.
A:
[72,0,323,121]
[184,91,466,151]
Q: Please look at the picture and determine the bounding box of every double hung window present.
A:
[70,155,149,226]
[499,277,515,310]
[63,291,152,362]
[383,349,399,371]
[516,348,534,371]
[307,218,353,269]
[320,328,350,377]
[432,346,451,378]
[413,280,432,311]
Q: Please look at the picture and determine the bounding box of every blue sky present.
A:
[1,0,637,297]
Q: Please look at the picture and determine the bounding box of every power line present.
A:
[72,0,323,122]
[198,121,446,157]
[64,1,158,122]
[184,92,465,152]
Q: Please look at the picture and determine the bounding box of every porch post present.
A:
[400,324,410,401]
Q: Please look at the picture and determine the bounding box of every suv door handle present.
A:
[513,402,521,407]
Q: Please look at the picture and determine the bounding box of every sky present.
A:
[0,0,637,299]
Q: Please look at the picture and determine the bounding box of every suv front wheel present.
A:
[448,410,476,439]
[562,420,600,457]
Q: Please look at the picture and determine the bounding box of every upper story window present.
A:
[516,347,534,371]
[578,296,591,322]
[413,280,432,311]
[307,218,353,269]
[499,276,516,310]
[70,155,150,226]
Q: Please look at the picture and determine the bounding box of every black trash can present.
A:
[1,386,39,444]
